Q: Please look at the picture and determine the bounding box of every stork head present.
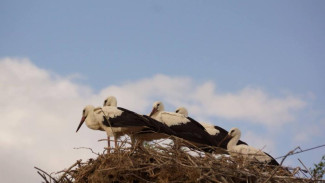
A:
[149,101,164,117]
[103,96,117,107]
[175,107,188,117]
[228,127,241,138]
[76,105,94,132]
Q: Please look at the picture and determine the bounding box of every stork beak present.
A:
[76,116,86,132]
[149,107,158,117]
[218,134,232,147]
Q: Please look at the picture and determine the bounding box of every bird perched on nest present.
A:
[149,101,220,152]
[175,107,248,149]
[221,127,279,165]
[102,96,144,148]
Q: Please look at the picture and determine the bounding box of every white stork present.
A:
[103,96,145,147]
[175,107,248,149]
[222,127,279,165]
[149,101,219,152]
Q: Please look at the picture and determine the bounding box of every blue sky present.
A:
[1,1,325,182]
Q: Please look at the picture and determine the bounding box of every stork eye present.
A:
[176,110,179,113]
[83,109,85,114]
[230,130,234,134]
[104,100,107,105]
[157,104,160,106]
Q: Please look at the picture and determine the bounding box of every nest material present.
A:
[38,140,318,183]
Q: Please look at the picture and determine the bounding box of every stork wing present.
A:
[167,116,219,147]
[264,152,279,165]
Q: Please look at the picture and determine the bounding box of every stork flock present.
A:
[76,96,279,166]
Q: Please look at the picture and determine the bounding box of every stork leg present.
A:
[114,137,118,150]
[107,136,111,154]
[130,135,136,148]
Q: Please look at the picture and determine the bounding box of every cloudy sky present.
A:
[1,1,325,182]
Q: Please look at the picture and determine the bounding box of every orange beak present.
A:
[76,116,86,132]
[149,107,158,117]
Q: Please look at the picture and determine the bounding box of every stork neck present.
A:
[227,134,241,150]
[85,110,101,130]
[151,110,162,121]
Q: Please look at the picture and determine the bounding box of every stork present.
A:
[222,127,279,165]
[102,96,143,148]
[175,107,248,149]
[149,101,219,152]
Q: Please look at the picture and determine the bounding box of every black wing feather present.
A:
[102,107,149,128]
[168,117,219,147]
[142,115,177,136]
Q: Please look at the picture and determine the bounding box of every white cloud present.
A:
[0,58,307,182]
[99,74,306,126]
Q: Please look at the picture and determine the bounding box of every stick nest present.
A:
[37,141,317,183]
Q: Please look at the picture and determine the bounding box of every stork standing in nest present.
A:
[175,107,248,149]
[102,96,145,148]
[76,103,146,152]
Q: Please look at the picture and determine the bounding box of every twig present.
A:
[298,159,313,178]
[37,171,50,183]
[275,144,325,159]
[57,159,82,182]
[73,147,100,155]
[34,167,58,183]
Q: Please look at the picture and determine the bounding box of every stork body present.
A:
[175,107,248,149]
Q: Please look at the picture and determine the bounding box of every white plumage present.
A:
[200,122,220,136]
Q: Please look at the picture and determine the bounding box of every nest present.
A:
[36,139,318,183]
